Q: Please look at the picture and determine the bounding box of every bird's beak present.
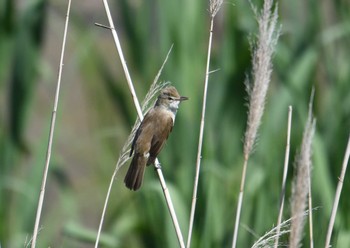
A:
[179,96,189,101]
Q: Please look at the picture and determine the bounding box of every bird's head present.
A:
[156,86,188,111]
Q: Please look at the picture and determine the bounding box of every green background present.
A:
[1,0,349,247]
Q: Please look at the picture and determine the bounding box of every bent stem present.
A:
[30,0,72,247]
[96,1,185,247]
[325,134,350,248]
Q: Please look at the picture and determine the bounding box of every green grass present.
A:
[0,0,350,247]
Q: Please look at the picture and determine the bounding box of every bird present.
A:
[124,86,188,191]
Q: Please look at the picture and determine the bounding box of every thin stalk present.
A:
[100,0,142,118]
[97,1,185,247]
[274,106,292,248]
[94,169,118,248]
[186,17,214,248]
[155,161,185,248]
[30,0,72,247]
[308,157,314,248]
[232,156,248,248]
[325,134,350,248]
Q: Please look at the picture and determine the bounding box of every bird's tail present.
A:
[124,154,147,191]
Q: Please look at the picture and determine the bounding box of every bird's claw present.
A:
[154,163,162,170]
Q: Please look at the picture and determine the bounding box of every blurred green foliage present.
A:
[0,0,350,247]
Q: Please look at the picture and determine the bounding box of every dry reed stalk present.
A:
[100,0,142,118]
[186,1,222,247]
[289,91,316,248]
[97,2,185,246]
[324,134,350,248]
[274,106,292,248]
[30,1,72,247]
[231,0,280,247]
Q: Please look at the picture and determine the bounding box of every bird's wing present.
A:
[149,117,173,159]
[130,125,141,157]
[130,111,155,157]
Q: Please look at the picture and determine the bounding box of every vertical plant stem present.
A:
[186,17,214,248]
[97,1,185,247]
[30,0,72,247]
[307,89,315,248]
[308,159,314,248]
[325,134,350,248]
[274,105,292,248]
[232,156,248,248]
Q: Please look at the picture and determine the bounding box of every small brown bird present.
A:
[124,86,188,191]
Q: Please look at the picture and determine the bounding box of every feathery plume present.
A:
[244,0,280,157]
[252,218,292,248]
[289,91,316,248]
[232,1,280,247]
[210,0,223,18]
[141,45,173,112]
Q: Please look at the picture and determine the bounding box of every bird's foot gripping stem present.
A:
[154,161,162,170]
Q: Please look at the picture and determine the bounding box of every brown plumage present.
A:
[124,86,188,191]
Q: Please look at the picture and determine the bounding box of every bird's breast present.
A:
[158,107,176,124]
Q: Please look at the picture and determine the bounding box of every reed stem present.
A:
[31,0,72,246]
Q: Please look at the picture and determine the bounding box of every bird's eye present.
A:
[168,97,174,101]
